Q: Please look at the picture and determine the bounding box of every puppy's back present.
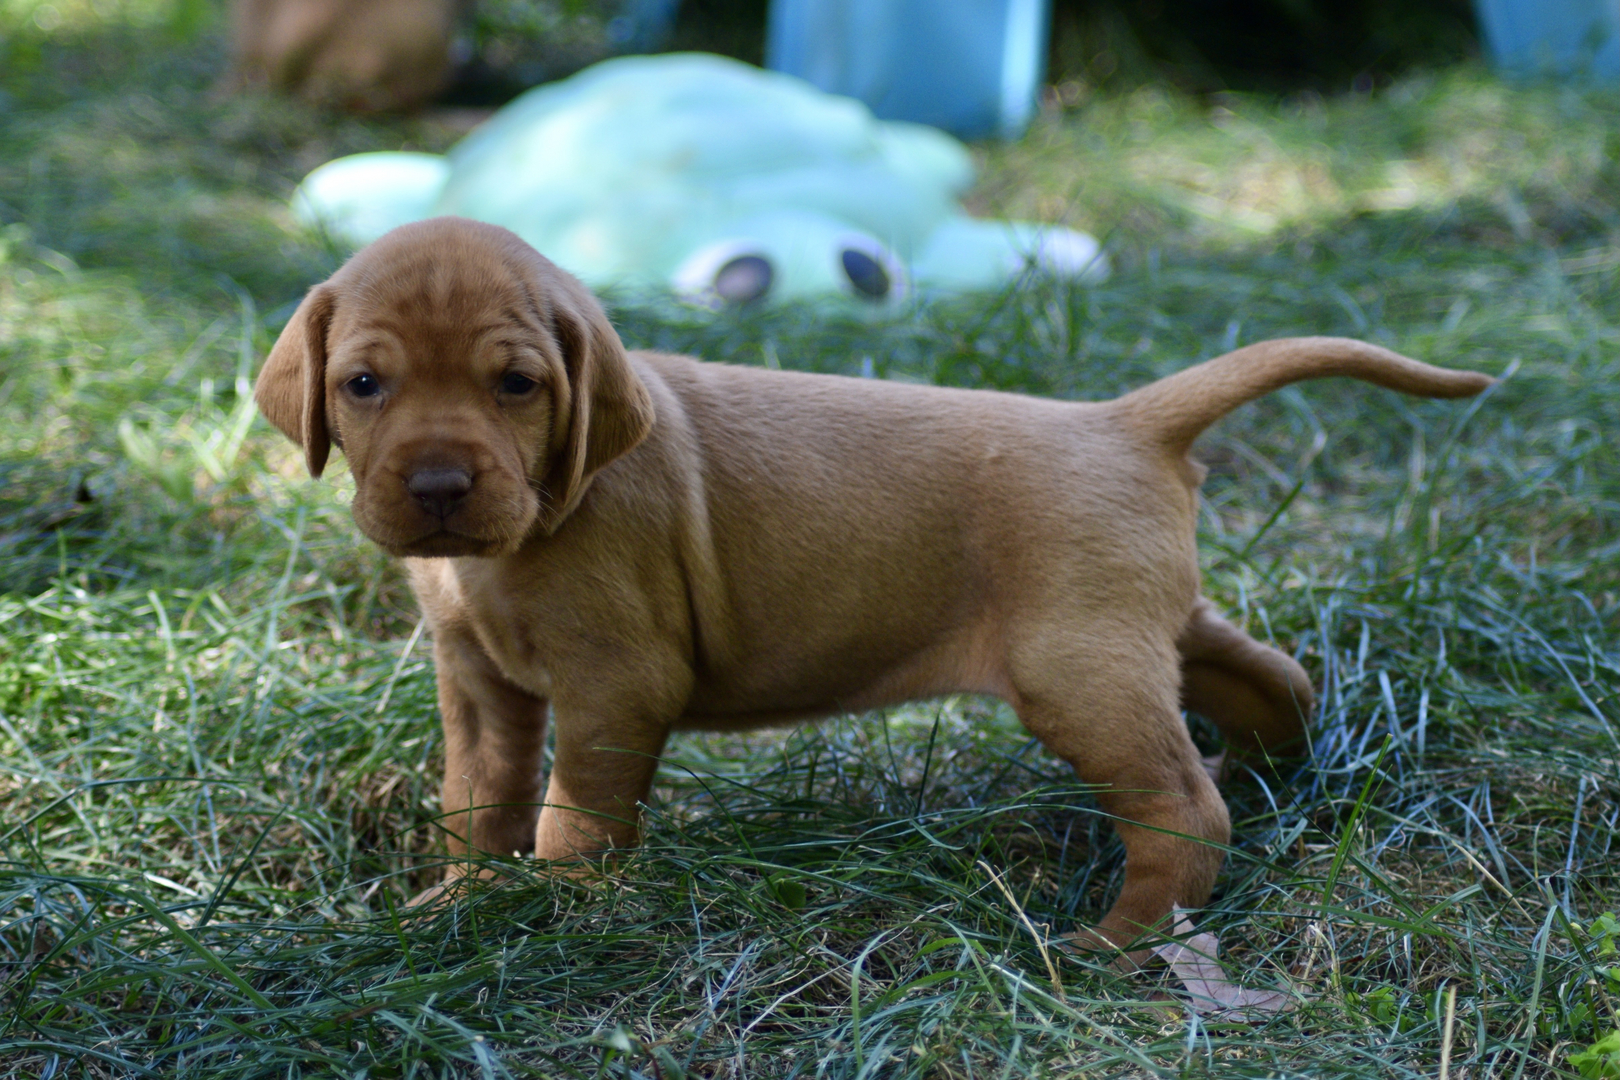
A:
[617,355,1191,710]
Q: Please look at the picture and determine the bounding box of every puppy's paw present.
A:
[1057,925,1156,972]
[404,882,450,910]
[403,866,504,911]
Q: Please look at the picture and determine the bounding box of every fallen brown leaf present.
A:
[1150,912,1305,1022]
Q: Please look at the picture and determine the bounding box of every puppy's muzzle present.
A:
[407,467,474,519]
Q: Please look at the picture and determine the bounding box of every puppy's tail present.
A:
[1113,337,1494,456]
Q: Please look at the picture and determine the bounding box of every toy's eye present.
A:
[501,372,538,395]
[840,248,891,299]
[672,241,775,308]
[713,255,773,304]
[345,373,381,397]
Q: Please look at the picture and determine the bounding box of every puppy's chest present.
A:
[462,595,559,698]
[411,560,558,698]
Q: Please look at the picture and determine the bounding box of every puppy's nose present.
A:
[407,468,473,518]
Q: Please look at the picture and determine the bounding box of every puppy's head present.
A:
[255,217,654,557]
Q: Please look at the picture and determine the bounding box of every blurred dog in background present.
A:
[227,0,455,112]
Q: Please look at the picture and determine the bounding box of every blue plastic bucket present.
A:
[1475,0,1620,80]
[765,0,1050,139]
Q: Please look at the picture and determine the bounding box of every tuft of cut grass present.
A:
[0,10,1616,1079]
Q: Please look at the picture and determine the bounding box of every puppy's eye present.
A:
[345,373,381,398]
[501,372,537,396]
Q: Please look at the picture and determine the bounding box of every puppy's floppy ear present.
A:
[539,286,655,533]
[254,284,335,478]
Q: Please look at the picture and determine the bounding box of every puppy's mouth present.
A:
[388,528,507,559]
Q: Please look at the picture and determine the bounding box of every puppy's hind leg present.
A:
[1178,596,1314,766]
[1009,630,1231,964]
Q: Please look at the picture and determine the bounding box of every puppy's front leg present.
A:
[534,703,672,861]
[433,629,549,865]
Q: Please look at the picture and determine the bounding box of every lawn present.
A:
[0,4,1617,1078]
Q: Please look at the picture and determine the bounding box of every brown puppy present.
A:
[227,0,454,112]
[255,218,1492,954]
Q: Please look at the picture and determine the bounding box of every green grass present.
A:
[1,8,1618,1079]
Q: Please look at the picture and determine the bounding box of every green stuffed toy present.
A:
[293,52,1107,304]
